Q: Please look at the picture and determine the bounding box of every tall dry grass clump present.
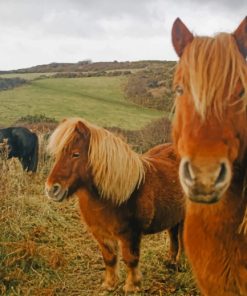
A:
[0,136,84,295]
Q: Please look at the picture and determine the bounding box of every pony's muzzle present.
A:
[45,182,68,202]
[179,158,231,203]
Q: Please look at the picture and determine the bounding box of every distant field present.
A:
[0,76,163,129]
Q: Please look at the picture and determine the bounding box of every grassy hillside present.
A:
[0,76,163,129]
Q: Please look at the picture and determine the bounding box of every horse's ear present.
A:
[75,121,90,139]
[233,16,247,58]
[172,18,194,57]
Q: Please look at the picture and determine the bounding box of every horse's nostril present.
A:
[215,163,227,185]
[52,183,61,196]
[182,160,195,184]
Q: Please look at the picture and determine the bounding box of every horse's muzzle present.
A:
[179,157,231,204]
[45,183,68,202]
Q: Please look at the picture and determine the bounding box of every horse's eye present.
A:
[239,88,245,98]
[175,85,184,96]
[72,152,80,158]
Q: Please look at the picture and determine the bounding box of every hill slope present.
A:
[0,76,163,129]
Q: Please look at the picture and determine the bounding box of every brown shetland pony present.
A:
[171,17,247,295]
[45,118,185,293]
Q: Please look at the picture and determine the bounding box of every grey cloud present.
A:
[0,0,247,70]
[1,0,246,38]
[0,0,159,39]
[166,0,247,12]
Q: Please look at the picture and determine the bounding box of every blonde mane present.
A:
[174,33,247,119]
[48,118,146,205]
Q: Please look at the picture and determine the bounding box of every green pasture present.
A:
[0,76,163,129]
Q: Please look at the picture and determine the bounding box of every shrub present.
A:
[107,117,172,153]
[0,78,27,91]
[124,62,176,112]
[15,114,57,124]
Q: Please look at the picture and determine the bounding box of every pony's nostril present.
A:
[182,160,195,184]
[52,183,61,196]
[215,163,227,185]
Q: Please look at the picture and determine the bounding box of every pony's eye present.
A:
[239,88,245,98]
[72,152,80,158]
[175,85,184,96]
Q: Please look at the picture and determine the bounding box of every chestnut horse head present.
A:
[172,17,247,204]
[45,118,145,205]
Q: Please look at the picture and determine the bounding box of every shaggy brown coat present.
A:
[46,118,185,293]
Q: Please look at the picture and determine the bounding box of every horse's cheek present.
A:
[77,161,87,181]
[177,137,187,157]
[228,137,240,162]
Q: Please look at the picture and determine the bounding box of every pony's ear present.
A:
[75,121,90,138]
[233,16,247,58]
[172,18,194,57]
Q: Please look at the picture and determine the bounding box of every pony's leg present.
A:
[20,157,29,171]
[28,154,37,172]
[168,223,180,263]
[119,232,142,293]
[28,138,38,172]
[96,237,119,291]
[177,221,184,262]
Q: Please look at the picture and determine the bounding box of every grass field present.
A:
[0,76,163,129]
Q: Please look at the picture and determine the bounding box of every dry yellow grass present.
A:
[0,136,199,296]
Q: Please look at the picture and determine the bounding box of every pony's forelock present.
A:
[174,33,247,120]
[47,118,84,157]
[48,118,146,205]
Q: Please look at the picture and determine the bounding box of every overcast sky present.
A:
[0,0,246,70]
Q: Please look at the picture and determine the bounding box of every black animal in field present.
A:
[0,127,39,172]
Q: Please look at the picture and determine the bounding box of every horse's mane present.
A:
[48,118,146,205]
[174,33,247,119]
